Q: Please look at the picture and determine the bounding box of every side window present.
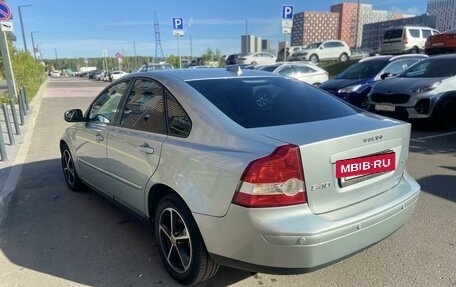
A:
[409,29,420,38]
[88,81,129,123]
[278,66,293,76]
[422,29,432,39]
[167,91,191,137]
[294,66,315,74]
[120,78,166,133]
[384,60,406,75]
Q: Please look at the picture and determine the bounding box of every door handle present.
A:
[138,145,154,155]
[95,134,104,142]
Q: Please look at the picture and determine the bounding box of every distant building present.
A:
[331,2,399,48]
[290,12,339,46]
[427,0,456,31]
[362,14,437,49]
[241,35,262,54]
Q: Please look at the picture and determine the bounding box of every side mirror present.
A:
[64,109,85,122]
[380,73,391,80]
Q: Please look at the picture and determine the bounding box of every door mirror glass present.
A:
[64,109,85,122]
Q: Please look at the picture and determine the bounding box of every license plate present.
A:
[375,104,395,112]
[431,42,444,47]
[336,153,396,179]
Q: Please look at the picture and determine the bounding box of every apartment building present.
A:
[241,35,262,54]
[290,11,339,46]
[427,0,456,31]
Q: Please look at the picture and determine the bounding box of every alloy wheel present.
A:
[62,149,76,186]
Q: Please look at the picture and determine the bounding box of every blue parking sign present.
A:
[282,5,293,20]
[173,18,183,30]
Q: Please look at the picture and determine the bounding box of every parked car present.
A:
[110,70,129,81]
[425,29,456,55]
[225,53,240,65]
[368,54,456,129]
[319,54,428,109]
[277,46,307,61]
[380,26,440,55]
[136,63,174,72]
[295,40,351,64]
[236,52,277,65]
[256,61,329,85]
[61,68,420,285]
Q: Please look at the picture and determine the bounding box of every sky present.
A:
[7,0,429,61]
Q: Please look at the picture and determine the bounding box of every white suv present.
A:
[298,40,351,64]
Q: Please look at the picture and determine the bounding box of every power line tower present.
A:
[154,11,164,63]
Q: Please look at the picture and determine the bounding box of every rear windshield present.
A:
[187,77,357,128]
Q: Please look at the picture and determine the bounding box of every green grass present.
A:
[320,59,359,77]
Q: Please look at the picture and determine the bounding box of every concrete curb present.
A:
[0,80,47,225]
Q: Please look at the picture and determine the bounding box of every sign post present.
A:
[115,52,122,70]
[172,17,184,68]
[281,5,294,62]
[0,1,18,102]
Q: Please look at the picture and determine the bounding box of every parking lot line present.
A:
[416,130,456,140]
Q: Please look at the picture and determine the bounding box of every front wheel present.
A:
[155,194,219,285]
[309,54,319,64]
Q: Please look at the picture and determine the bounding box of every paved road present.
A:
[0,77,455,287]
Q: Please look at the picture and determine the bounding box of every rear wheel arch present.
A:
[433,93,456,129]
[147,183,175,222]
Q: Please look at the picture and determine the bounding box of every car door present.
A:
[74,80,130,195]
[107,78,168,213]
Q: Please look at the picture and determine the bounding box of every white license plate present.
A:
[375,104,395,112]
[431,42,444,47]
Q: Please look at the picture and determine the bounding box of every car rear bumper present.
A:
[194,172,420,272]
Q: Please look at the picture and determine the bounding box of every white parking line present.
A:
[416,130,456,140]
[410,138,426,143]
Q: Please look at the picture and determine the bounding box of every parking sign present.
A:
[172,17,184,36]
[282,5,293,20]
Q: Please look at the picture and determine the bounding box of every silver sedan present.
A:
[60,67,420,285]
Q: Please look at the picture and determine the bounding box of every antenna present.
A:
[154,11,165,63]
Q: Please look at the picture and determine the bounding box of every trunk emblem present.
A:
[310,182,331,191]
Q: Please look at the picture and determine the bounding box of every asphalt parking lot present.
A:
[0,77,454,287]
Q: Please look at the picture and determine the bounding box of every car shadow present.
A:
[417,174,456,203]
[0,159,252,287]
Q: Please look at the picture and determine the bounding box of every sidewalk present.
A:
[0,81,46,224]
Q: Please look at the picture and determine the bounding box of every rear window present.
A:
[187,77,357,128]
[384,29,403,40]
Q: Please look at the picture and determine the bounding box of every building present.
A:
[427,0,456,31]
[331,2,402,48]
[290,12,339,47]
[362,14,437,49]
[241,35,262,54]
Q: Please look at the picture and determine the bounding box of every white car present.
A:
[299,40,351,64]
[257,62,329,85]
[236,52,277,65]
[110,70,129,81]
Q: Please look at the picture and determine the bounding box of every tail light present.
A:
[233,144,307,208]
[403,33,408,44]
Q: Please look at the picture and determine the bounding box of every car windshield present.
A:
[398,58,456,78]
[335,60,387,79]
[187,77,357,128]
[306,42,322,49]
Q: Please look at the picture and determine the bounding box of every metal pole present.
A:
[284,34,288,62]
[2,103,15,144]
[18,5,32,53]
[31,31,38,60]
[0,123,7,161]
[355,0,361,51]
[189,35,193,63]
[177,36,181,68]
[23,86,30,111]
[9,100,20,135]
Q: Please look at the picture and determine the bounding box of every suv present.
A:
[319,54,428,109]
[380,26,440,55]
[297,40,351,64]
[368,54,456,129]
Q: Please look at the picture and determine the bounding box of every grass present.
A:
[320,59,359,77]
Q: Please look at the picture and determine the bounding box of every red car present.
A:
[425,30,456,55]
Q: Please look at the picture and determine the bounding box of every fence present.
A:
[0,87,29,161]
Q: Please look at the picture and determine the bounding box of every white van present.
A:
[380,26,439,55]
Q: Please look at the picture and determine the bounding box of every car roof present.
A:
[359,54,428,63]
[125,67,282,81]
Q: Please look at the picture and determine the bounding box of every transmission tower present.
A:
[154,11,165,63]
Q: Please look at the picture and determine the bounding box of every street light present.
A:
[18,4,32,52]
[30,31,39,60]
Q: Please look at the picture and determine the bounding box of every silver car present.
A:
[368,54,456,129]
[60,67,420,285]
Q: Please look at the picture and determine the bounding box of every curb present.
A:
[0,80,47,225]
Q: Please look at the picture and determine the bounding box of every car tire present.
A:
[434,98,456,130]
[410,46,420,54]
[339,53,349,62]
[155,194,219,285]
[61,144,83,191]
[360,97,369,110]
[309,54,319,64]
[251,61,258,65]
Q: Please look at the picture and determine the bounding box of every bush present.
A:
[0,44,46,104]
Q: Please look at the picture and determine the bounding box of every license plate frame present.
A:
[375,104,396,112]
[336,153,396,179]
